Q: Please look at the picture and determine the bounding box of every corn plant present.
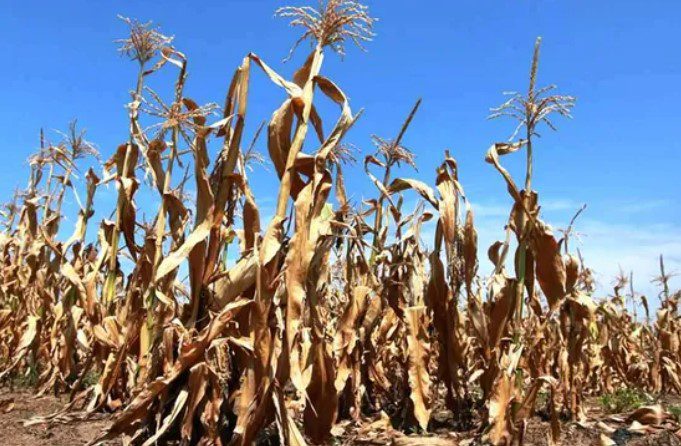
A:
[0,2,679,446]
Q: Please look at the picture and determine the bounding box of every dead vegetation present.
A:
[0,1,680,445]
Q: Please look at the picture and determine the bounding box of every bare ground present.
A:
[0,389,116,446]
[1,388,681,445]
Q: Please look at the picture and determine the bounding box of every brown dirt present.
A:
[520,417,681,446]
[0,389,117,446]
[1,388,680,445]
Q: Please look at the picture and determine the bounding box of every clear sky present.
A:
[2,0,680,303]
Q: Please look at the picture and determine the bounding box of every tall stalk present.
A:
[104,67,145,310]
[369,99,421,258]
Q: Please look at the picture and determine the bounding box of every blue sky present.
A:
[2,0,680,303]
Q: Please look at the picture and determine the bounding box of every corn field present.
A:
[1,1,680,445]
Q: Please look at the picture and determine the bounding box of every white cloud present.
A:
[573,219,681,303]
[606,198,673,214]
[541,198,583,212]
[470,198,582,219]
